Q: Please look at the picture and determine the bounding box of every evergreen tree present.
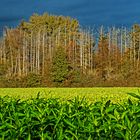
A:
[51,46,69,85]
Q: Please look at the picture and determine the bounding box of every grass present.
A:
[0,87,140,103]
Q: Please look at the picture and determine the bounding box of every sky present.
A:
[0,0,140,35]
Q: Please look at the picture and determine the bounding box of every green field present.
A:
[1,88,140,139]
[0,87,140,103]
[1,89,140,139]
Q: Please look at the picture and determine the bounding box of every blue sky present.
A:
[0,0,140,34]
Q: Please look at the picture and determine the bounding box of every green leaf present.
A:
[115,131,125,138]
[127,92,140,100]
[132,129,140,140]
[64,119,76,129]
[105,105,115,113]
[65,130,78,140]
[128,98,133,105]
[114,109,120,120]
[125,115,131,130]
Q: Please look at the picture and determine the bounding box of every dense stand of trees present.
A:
[0,13,140,87]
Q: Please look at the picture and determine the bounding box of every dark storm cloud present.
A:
[0,16,23,23]
[68,0,140,27]
[0,0,140,36]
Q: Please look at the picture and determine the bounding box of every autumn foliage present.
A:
[0,13,140,87]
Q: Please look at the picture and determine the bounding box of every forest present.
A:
[0,13,140,87]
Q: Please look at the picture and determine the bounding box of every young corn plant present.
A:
[1,94,140,139]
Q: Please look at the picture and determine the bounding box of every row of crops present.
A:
[0,88,139,103]
[1,93,140,140]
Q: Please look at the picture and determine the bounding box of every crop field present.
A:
[0,87,140,103]
[1,88,140,139]
[1,94,140,139]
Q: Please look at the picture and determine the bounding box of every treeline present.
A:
[0,13,140,87]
